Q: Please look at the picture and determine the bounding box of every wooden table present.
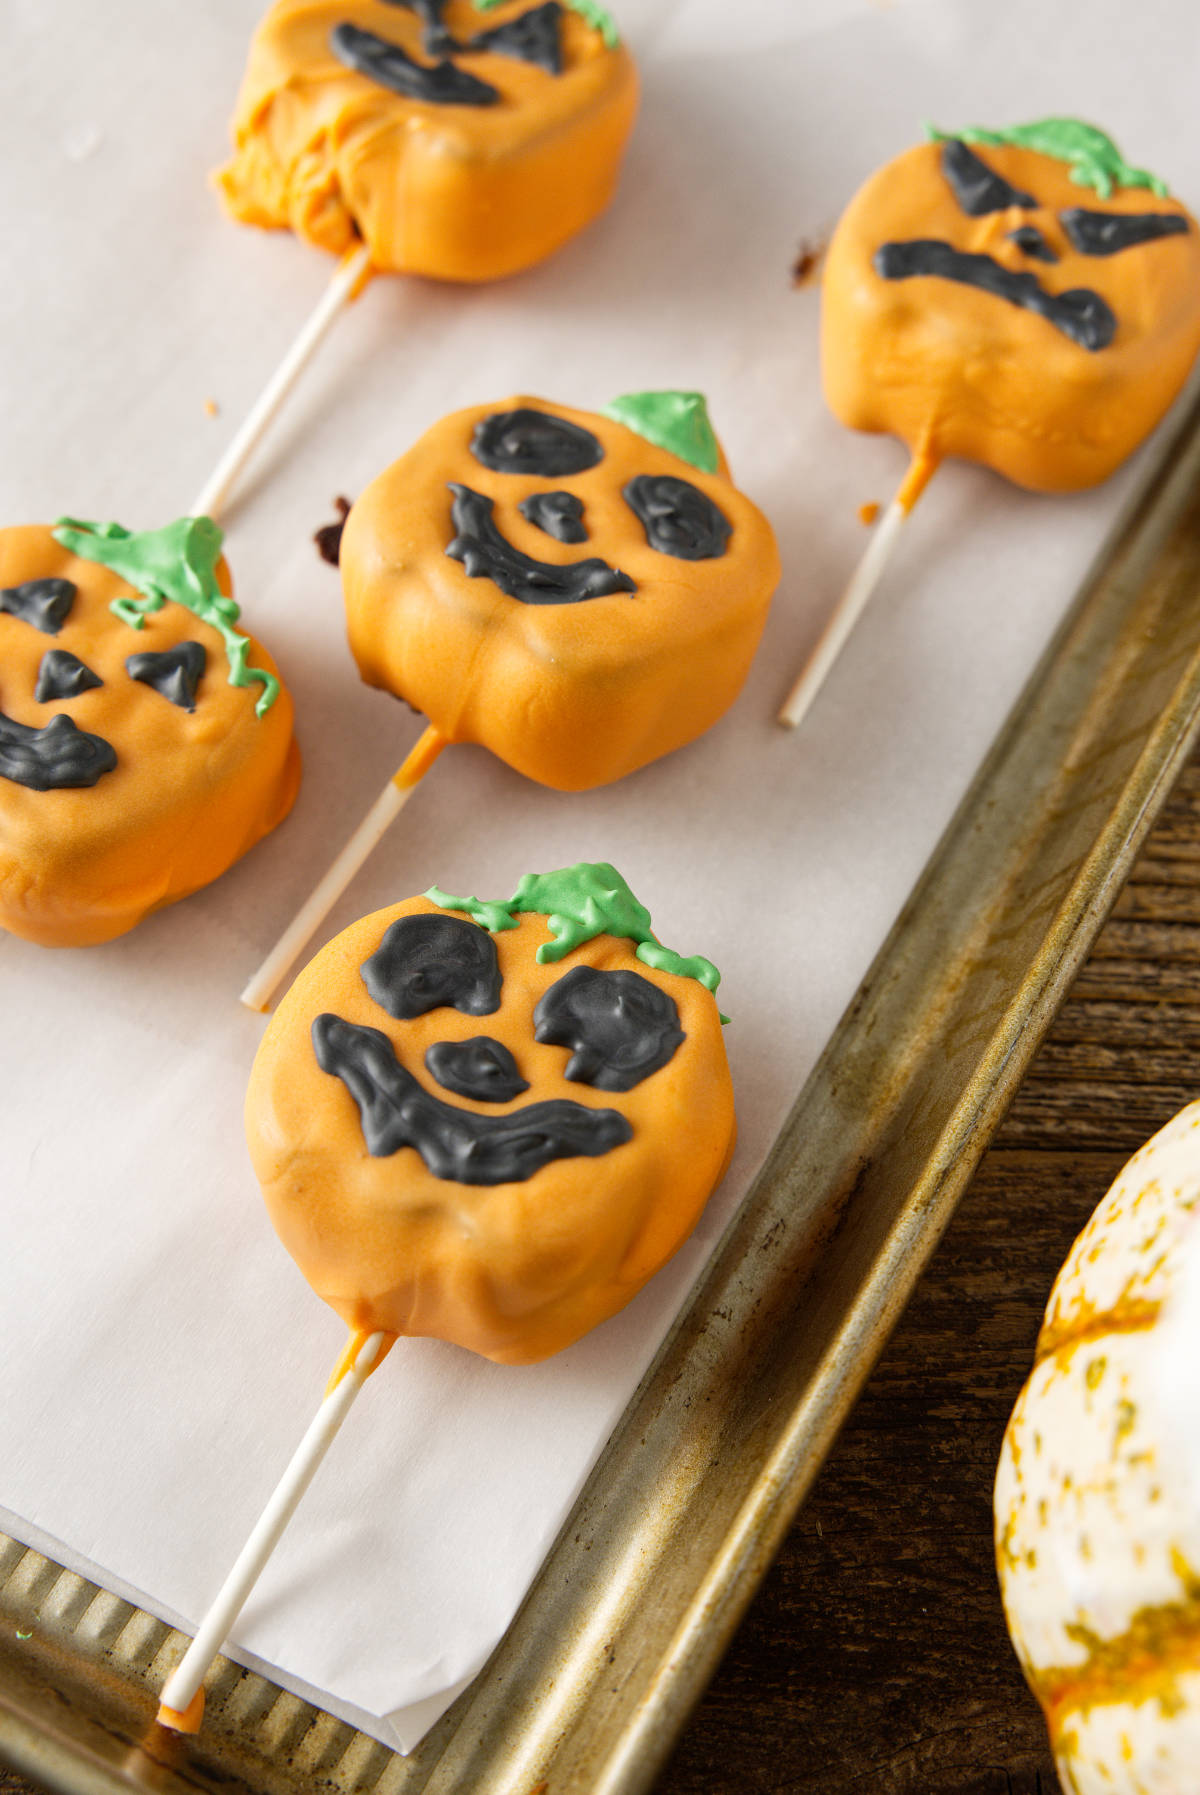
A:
[7,759,1200,1795]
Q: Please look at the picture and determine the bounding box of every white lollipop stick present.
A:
[240,723,448,1013]
[191,242,373,525]
[157,1328,393,1735]
[777,452,938,730]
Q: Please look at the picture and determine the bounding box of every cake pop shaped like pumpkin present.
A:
[219,0,638,282]
[823,119,1200,492]
[340,389,781,790]
[245,862,735,1364]
[0,517,299,947]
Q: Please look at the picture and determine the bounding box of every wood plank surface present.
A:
[8,762,1200,1795]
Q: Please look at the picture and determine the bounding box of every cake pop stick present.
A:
[198,0,637,521]
[777,119,1200,728]
[0,517,298,946]
[240,391,780,1010]
[157,1327,392,1732]
[162,862,734,1732]
[190,244,372,525]
[240,722,445,1009]
[778,450,936,730]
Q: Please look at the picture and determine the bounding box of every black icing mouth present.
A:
[0,707,117,790]
[313,1012,631,1183]
[873,239,1116,352]
[446,484,637,604]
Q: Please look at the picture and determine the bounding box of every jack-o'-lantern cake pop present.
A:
[241,390,779,1008]
[194,0,638,520]
[159,861,732,1732]
[0,517,299,947]
[779,118,1200,727]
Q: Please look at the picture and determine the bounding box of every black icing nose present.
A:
[425,1036,529,1103]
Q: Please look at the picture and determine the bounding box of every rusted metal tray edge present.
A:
[7,388,1200,1795]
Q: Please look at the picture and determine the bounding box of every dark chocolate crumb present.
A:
[315,496,353,567]
[791,239,827,287]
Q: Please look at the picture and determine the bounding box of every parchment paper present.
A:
[2,0,1199,1752]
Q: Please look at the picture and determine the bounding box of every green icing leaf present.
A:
[427,861,723,1002]
[925,117,1169,200]
[474,0,620,47]
[601,391,720,476]
[424,885,521,934]
[51,515,280,717]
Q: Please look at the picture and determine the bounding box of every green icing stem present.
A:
[51,515,280,718]
[475,0,620,48]
[925,117,1169,200]
[602,390,720,476]
[426,861,724,1008]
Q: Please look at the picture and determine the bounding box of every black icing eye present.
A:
[35,649,103,703]
[534,966,685,1092]
[126,641,206,711]
[623,475,732,561]
[1059,208,1190,256]
[1007,225,1057,264]
[465,1,563,74]
[518,490,588,544]
[470,408,604,477]
[362,912,502,1019]
[941,138,1034,216]
[0,577,77,635]
[425,1036,530,1102]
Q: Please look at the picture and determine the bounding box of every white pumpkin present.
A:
[995,1099,1200,1793]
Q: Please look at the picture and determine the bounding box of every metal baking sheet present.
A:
[6,368,1200,1795]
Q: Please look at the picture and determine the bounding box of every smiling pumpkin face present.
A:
[822,122,1200,491]
[0,519,299,947]
[339,391,780,790]
[219,0,637,281]
[245,863,735,1364]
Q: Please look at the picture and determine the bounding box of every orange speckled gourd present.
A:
[823,133,1200,491]
[245,870,735,1364]
[0,525,299,947]
[339,394,780,790]
[218,0,638,282]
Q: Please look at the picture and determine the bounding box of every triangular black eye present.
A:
[330,22,500,105]
[941,138,1035,216]
[126,641,206,711]
[34,649,103,703]
[465,1,564,75]
[518,490,588,543]
[0,577,77,635]
[1060,208,1190,255]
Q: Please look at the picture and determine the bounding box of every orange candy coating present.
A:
[340,396,781,791]
[822,140,1200,491]
[0,526,299,948]
[245,896,735,1365]
[218,0,638,282]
